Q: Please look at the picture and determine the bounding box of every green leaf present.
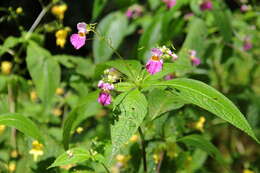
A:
[138,14,163,62]
[0,36,21,56]
[62,91,101,150]
[148,89,185,120]
[153,78,259,143]
[49,148,90,168]
[26,42,61,104]
[93,12,128,63]
[0,113,44,143]
[177,135,225,164]
[92,0,108,20]
[111,89,148,158]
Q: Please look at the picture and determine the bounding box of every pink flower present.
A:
[151,48,163,57]
[240,5,250,12]
[146,56,163,75]
[125,5,143,19]
[125,9,133,18]
[164,74,175,80]
[184,13,194,20]
[243,37,252,51]
[70,22,87,49]
[98,92,111,106]
[163,0,176,8]
[167,50,178,61]
[200,1,213,11]
[98,80,114,90]
[189,50,201,66]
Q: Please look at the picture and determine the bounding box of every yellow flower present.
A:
[11,150,18,158]
[194,116,206,132]
[8,162,16,172]
[56,87,65,95]
[115,154,130,166]
[52,108,62,117]
[76,127,84,134]
[0,125,6,134]
[30,91,38,102]
[129,134,138,143]
[51,4,67,20]
[60,164,75,170]
[55,28,70,48]
[1,61,12,75]
[16,7,23,14]
[29,140,44,161]
[243,169,254,173]
[153,154,160,164]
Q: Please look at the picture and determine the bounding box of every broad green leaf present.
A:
[26,42,60,104]
[0,36,21,56]
[106,60,142,80]
[153,78,259,143]
[138,14,163,62]
[114,82,136,92]
[92,0,108,20]
[148,89,185,120]
[0,113,44,143]
[177,135,225,164]
[93,12,128,63]
[111,89,147,158]
[49,148,90,168]
[62,91,101,150]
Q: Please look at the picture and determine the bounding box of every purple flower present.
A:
[164,74,175,80]
[240,5,250,12]
[98,80,114,90]
[98,92,111,106]
[146,56,163,75]
[125,5,143,19]
[189,50,201,66]
[200,1,213,11]
[167,50,178,61]
[243,37,252,51]
[70,22,87,49]
[125,9,133,18]
[162,0,176,9]
[151,48,163,57]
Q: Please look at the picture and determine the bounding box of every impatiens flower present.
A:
[125,4,143,19]
[146,56,163,75]
[168,50,178,61]
[1,61,12,75]
[51,4,67,20]
[243,37,252,51]
[70,22,87,49]
[189,50,201,66]
[55,28,70,48]
[0,125,6,134]
[240,5,251,12]
[29,140,44,161]
[162,0,177,9]
[98,92,112,106]
[200,1,213,11]
[164,73,175,80]
[194,116,206,132]
[151,48,163,57]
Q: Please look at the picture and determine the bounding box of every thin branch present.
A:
[138,127,147,173]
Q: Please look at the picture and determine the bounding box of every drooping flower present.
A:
[200,0,213,11]
[56,87,65,96]
[151,48,163,57]
[162,0,177,9]
[125,4,143,19]
[98,80,114,91]
[194,116,206,132]
[55,28,70,48]
[243,169,254,173]
[146,56,163,75]
[76,127,84,134]
[16,7,23,14]
[70,22,87,49]
[1,61,12,75]
[29,140,44,161]
[129,134,139,143]
[189,50,201,66]
[8,162,16,172]
[98,92,112,106]
[51,4,67,20]
[0,125,6,134]
[243,37,252,51]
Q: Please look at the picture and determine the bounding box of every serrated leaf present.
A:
[62,91,101,150]
[177,135,225,165]
[0,113,44,143]
[93,12,128,63]
[26,42,60,104]
[111,89,147,158]
[153,78,259,143]
[49,148,90,168]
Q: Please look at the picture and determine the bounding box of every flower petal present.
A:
[70,34,86,49]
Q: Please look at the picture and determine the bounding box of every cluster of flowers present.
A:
[97,68,121,106]
[146,46,178,75]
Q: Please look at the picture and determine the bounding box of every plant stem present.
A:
[101,163,110,173]
[156,152,164,173]
[7,83,16,148]
[138,127,147,173]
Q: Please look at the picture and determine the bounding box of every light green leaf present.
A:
[111,89,147,158]
[153,78,259,143]
[138,14,163,62]
[0,36,21,56]
[93,12,128,63]
[26,42,60,104]
[0,113,44,143]
[62,91,101,150]
[49,148,90,168]
[177,135,225,164]
[92,0,108,20]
